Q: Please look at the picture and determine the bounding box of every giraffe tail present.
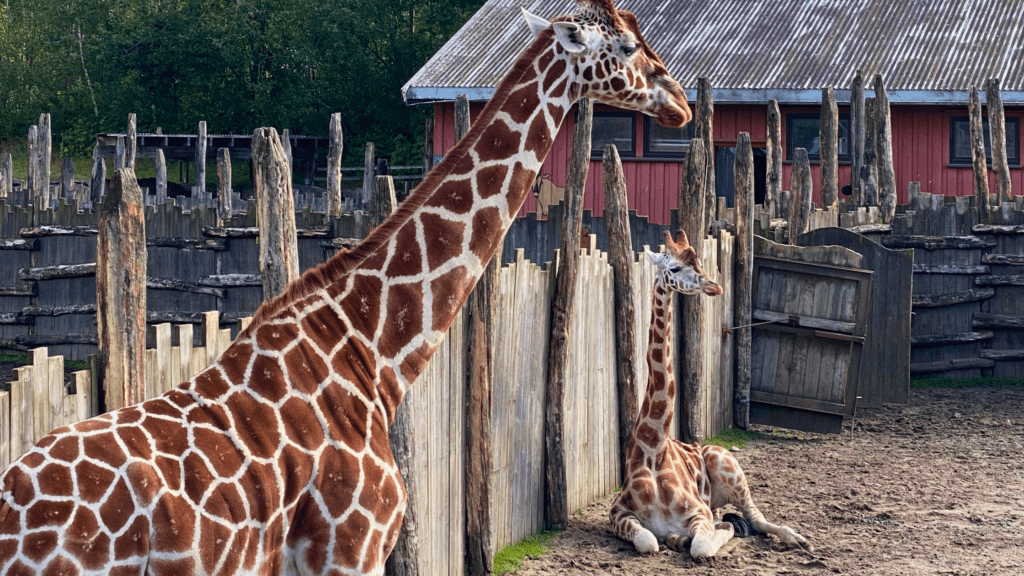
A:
[721,512,759,538]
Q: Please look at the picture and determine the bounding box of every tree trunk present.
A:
[125,113,137,170]
[327,112,344,218]
[217,148,233,224]
[819,88,838,211]
[969,87,990,223]
[252,127,299,300]
[850,70,865,205]
[196,120,208,195]
[60,157,75,202]
[733,133,754,429]
[679,137,706,443]
[874,75,897,223]
[861,98,878,208]
[696,77,716,228]
[788,148,811,243]
[985,79,1012,204]
[766,100,782,218]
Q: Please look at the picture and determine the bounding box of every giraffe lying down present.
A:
[609,231,812,560]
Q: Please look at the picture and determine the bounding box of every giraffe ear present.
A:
[552,21,589,53]
[521,7,551,37]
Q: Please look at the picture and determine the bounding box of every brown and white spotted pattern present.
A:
[609,231,812,559]
[0,2,691,575]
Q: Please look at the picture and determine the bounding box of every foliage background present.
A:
[0,0,485,165]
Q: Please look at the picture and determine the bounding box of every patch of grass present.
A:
[911,376,1024,389]
[492,529,559,575]
[0,352,29,365]
[703,427,767,450]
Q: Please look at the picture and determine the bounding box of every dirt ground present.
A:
[514,386,1024,576]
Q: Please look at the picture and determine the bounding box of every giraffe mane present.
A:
[241,28,559,338]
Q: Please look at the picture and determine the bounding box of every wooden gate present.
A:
[749,239,872,434]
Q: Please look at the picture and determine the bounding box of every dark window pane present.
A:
[950,117,1020,165]
[647,121,693,156]
[591,115,634,156]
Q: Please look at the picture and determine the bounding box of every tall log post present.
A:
[252,128,299,300]
[546,98,592,530]
[424,117,434,174]
[0,153,12,198]
[766,100,782,218]
[326,112,344,218]
[195,120,208,195]
[90,158,106,205]
[455,94,471,141]
[217,148,233,224]
[97,168,147,411]
[788,148,811,244]
[60,158,75,202]
[27,125,39,208]
[281,129,294,174]
[861,98,878,208]
[820,87,839,211]
[850,69,866,205]
[679,137,706,443]
[115,137,127,171]
[125,113,137,170]
[39,113,51,207]
[986,79,1012,204]
[155,149,167,205]
[695,77,716,227]
[733,133,754,429]
[361,142,376,208]
[602,143,638,480]
[874,75,897,223]
[969,87,990,223]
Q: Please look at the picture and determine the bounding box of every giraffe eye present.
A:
[622,44,637,57]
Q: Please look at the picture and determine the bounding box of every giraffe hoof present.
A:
[634,531,659,553]
[722,513,757,538]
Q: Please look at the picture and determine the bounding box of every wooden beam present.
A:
[819,88,838,211]
[90,157,106,204]
[973,312,1024,330]
[60,157,74,201]
[39,114,52,208]
[733,132,754,429]
[985,79,1012,203]
[910,358,994,375]
[973,224,1024,234]
[874,75,896,223]
[766,100,782,218]
[975,275,1024,287]
[252,127,299,300]
[911,331,993,346]
[911,288,994,308]
[980,349,1024,361]
[969,87,990,223]
[752,308,858,335]
[881,235,996,250]
[912,264,989,274]
[155,149,167,205]
[982,254,1024,265]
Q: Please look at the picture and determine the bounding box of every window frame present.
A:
[785,112,852,163]
[948,115,1021,167]
[590,110,637,159]
[642,116,695,159]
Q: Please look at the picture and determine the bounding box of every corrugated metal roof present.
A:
[403,0,1024,104]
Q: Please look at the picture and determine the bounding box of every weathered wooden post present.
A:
[766,100,782,217]
[155,149,168,204]
[820,87,839,212]
[281,129,294,174]
[424,117,434,174]
[97,168,147,411]
[733,133,753,429]
[0,153,12,198]
[39,113,51,207]
[252,127,299,300]
[196,120,208,195]
[455,94,471,141]
[861,98,878,208]
[361,142,376,209]
[696,77,716,227]
[27,125,39,207]
[874,75,897,223]
[679,137,706,443]
[788,148,811,243]
[603,143,638,480]
[126,113,137,169]
[546,98,592,530]
[60,158,75,202]
[969,86,990,223]
[115,137,127,171]
[850,69,866,205]
[986,79,1012,204]
[326,112,343,218]
[217,147,232,223]
[90,158,106,204]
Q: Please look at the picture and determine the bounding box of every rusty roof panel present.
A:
[403,0,1024,103]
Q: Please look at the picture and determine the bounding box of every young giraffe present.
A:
[610,231,812,560]
[0,2,691,575]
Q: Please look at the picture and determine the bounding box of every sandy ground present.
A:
[514,386,1024,576]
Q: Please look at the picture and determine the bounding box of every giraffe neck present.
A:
[635,277,675,452]
[230,29,574,425]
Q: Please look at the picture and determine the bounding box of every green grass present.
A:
[911,375,1024,389]
[492,529,560,575]
[703,427,768,449]
[0,351,88,373]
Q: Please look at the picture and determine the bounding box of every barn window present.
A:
[590,111,636,158]
[643,116,695,158]
[785,113,850,163]
[949,116,1021,166]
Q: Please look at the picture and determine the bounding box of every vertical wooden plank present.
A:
[0,152,12,198]
[326,112,344,218]
[30,349,50,443]
[154,149,167,205]
[14,366,34,459]
[969,87,990,223]
[733,134,753,429]
[820,88,839,211]
[195,120,208,194]
[874,75,897,223]
[47,353,64,433]
[985,79,1012,204]
[74,371,92,423]
[851,70,865,205]
[217,148,233,224]
[362,142,376,208]
[679,137,707,443]
[60,157,75,201]
[177,324,195,381]
[153,323,172,396]
[788,149,811,244]
[0,392,9,470]
[253,127,299,300]
[39,114,52,208]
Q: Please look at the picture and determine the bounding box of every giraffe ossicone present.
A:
[610,230,812,560]
[0,2,690,575]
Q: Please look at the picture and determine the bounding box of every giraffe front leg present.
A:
[609,503,659,553]
[688,516,734,559]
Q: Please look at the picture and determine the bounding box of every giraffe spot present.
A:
[22,530,58,562]
[647,400,667,422]
[225,392,282,460]
[6,560,35,576]
[635,422,660,448]
[330,339,377,402]
[582,67,593,82]
[473,119,521,163]
[544,59,567,93]
[193,368,232,399]
[164,389,195,410]
[37,463,73,497]
[192,428,245,478]
[280,398,325,453]
[537,48,555,72]
[367,409,393,471]
[634,479,655,506]
[141,415,189,457]
[288,500,330,573]
[385,222,425,278]
[73,417,111,433]
[425,178,474,215]
[26,500,73,529]
[68,507,99,541]
[151,493,197,553]
[183,452,216,507]
[398,342,434,385]
[0,506,20,537]
[66,522,112,569]
[99,478,135,533]
[421,213,465,272]
[339,274,383,341]
[300,305,347,362]
[476,163,509,200]
[509,162,536,216]
[74,460,115,503]
[430,266,471,334]
[220,341,254,384]
[255,321,299,353]
[611,77,626,92]
[249,354,288,403]
[650,348,664,364]
[147,557,194,575]
[283,341,331,394]
[333,510,371,569]
[549,77,568,100]
[469,207,504,263]
[199,515,234,575]
[113,515,149,561]
[187,401,230,429]
[377,367,402,425]
[526,114,553,163]
[19,452,44,469]
[361,528,386,574]
[317,449,360,519]
[361,460,400,526]
[241,461,278,524]
[506,81,541,125]
[239,526,260,571]
[117,426,153,461]
[596,62,607,80]
[279,444,314,508]
[125,462,161,507]
[379,283,424,359]
[317,383,368,453]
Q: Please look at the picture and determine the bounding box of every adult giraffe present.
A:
[0,2,691,575]
[610,231,811,560]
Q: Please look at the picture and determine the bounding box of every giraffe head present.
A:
[522,0,692,127]
[648,230,723,296]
